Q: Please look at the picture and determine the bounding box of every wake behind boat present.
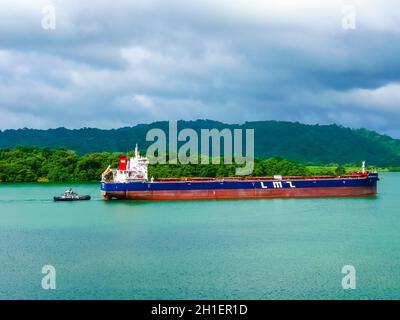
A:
[54,188,91,201]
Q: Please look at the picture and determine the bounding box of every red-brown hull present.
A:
[102,186,377,201]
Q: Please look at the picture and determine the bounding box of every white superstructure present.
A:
[102,144,149,183]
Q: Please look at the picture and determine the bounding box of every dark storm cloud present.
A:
[0,0,400,136]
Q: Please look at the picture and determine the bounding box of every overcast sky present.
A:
[0,0,400,136]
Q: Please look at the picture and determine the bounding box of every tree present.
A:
[335,166,346,175]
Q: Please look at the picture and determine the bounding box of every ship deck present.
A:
[103,173,373,184]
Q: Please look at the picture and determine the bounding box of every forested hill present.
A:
[1,120,400,166]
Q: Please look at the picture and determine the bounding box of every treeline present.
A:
[0,147,319,183]
[2,120,400,166]
[149,157,310,179]
[0,147,118,182]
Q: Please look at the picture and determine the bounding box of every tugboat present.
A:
[53,188,91,201]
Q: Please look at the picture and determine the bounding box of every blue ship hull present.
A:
[101,173,379,201]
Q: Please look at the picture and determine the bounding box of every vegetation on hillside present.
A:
[0,147,118,183]
[1,120,400,166]
[149,157,310,179]
[0,147,393,183]
[0,147,311,183]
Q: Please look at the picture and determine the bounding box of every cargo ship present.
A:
[101,145,379,201]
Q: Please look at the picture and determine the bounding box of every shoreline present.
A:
[1,170,399,185]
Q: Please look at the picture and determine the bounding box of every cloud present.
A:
[0,0,399,137]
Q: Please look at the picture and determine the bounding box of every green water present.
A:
[0,173,399,300]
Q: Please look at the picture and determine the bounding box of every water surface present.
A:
[0,174,399,299]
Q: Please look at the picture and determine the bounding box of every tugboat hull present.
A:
[53,195,91,202]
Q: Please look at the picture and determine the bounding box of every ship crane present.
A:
[101,165,112,181]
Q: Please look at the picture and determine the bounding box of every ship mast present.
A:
[135,143,139,158]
